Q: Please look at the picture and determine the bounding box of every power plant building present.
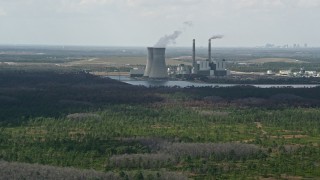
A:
[192,39,229,77]
[130,67,145,77]
[143,39,228,79]
[175,64,191,75]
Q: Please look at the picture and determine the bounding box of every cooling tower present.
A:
[144,47,168,78]
[144,47,154,77]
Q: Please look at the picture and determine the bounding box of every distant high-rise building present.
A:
[304,43,308,48]
[265,43,275,48]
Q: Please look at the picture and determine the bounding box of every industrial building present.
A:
[191,39,229,77]
[264,68,320,78]
[129,67,144,77]
[279,70,292,76]
[130,39,229,78]
[174,64,191,75]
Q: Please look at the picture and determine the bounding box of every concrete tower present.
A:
[144,48,154,77]
[144,47,168,78]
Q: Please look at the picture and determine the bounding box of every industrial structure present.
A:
[129,67,144,77]
[132,39,229,78]
[144,47,168,78]
[174,64,191,75]
[191,39,229,77]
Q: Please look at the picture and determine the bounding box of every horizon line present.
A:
[1,43,319,49]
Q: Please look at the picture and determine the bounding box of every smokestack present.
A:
[193,39,196,66]
[144,47,168,78]
[208,35,223,62]
[208,39,212,62]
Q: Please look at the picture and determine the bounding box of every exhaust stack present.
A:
[193,39,196,66]
[208,39,212,62]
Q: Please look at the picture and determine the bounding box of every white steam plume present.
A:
[154,31,182,47]
[154,21,193,47]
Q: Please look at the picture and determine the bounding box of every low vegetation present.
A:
[1,70,320,179]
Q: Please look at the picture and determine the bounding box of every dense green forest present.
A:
[1,70,320,179]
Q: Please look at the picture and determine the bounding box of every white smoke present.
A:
[154,31,182,47]
[154,21,193,47]
[210,35,224,40]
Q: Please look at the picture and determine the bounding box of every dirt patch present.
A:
[255,122,263,129]
[270,135,308,139]
[281,174,303,180]
[254,122,267,135]
[69,129,87,138]
[198,111,229,117]
[65,56,189,66]
[67,113,101,121]
[237,139,254,143]
[151,124,172,129]
[283,135,308,139]
[277,129,303,133]
[259,174,303,180]
[245,58,306,64]
[26,128,47,135]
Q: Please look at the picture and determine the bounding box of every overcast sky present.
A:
[0,0,320,47]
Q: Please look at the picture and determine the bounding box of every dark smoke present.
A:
[210,35,224,40]
[183,21,193,27]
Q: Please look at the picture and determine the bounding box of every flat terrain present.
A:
[1,46,320,179]
[1,70,320,179]
[65,56,189,67]
[245,58,307,64]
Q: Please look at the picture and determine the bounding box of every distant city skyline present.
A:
[1,0,320,47]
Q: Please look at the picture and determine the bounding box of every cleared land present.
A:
[66,56,188,67]
[245,58,307,64]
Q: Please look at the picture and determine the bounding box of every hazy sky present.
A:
[0,0,320,47]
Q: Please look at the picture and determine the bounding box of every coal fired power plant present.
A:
[140,38,229,79]
[134,30,228,79]
[190,37,229,77]
[144,47,168,78]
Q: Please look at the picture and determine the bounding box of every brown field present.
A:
[66,56,189,66]
[245,58,307,64]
